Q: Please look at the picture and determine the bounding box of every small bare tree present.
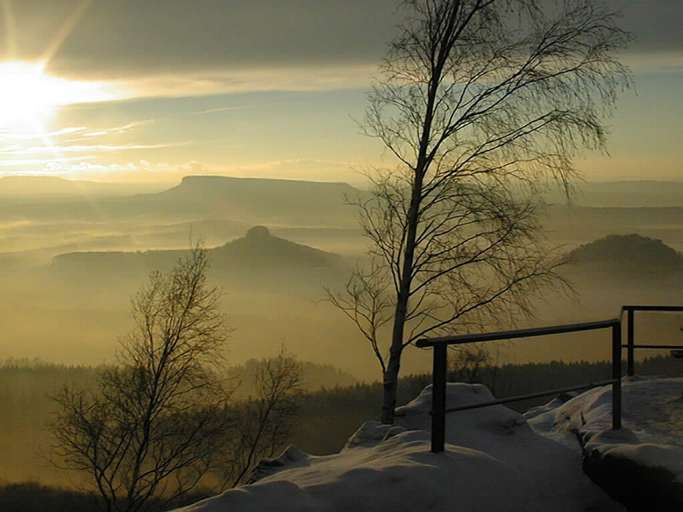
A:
[329,0,630,423]
[449,345,490,383]
[223,350,302,487]
[52,248,231,512]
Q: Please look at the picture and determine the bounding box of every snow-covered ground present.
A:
[174,383,624,512]
[526,376,683,506]
[171,377,683,511]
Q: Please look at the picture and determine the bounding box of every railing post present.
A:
[611,323,622,430]
[627,308,635,377]
[431,343,447,453]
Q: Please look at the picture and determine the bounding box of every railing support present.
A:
[431,343,447,453]
[612,323,622,430]
[627,308,635,377]
[418,306,683,449]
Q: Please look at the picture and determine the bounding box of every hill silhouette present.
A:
[147,176,359,225]
[212,225,340,269]
[51,226,344,287]
[0,175,360,227]
[566,234,683,272]
[544,180,683,207]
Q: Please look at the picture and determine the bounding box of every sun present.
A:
[0,61,112,131]
[0,62,62,129]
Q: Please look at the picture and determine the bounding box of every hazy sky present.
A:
[0,0,681,184]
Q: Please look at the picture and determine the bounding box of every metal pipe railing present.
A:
[417,318,619,347]
[416,318,622,453]
[444,379,617,414]
[621,305,683,377]
[417,305,683,453]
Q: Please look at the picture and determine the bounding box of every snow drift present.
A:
[526,376,683,508]
[174,383,619,512]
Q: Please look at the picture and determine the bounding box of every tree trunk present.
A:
[379,14,446,422]
[381,315,408,423]
[381,173,425,424]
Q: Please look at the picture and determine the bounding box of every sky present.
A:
[0,0,681,185]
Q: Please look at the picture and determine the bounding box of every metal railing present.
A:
[416,304,683,454]
[622,305,683,376]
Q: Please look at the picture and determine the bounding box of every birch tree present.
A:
[330,0,630,423]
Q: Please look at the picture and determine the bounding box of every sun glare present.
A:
[0,61,112,131]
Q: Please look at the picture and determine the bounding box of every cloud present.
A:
[0,120,153,142]
[0,1,679,185]
[33,158,208,178]
[79,120,153,138]
[1,0,397,80]
[0,155,96,167]
[622,52,683,73]
[0,0,678,82]
[0,126,86,140]
[0,141,188,156]
[1,0,680,105]
[110,65,377,101]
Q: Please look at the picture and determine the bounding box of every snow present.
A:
[181,429,530,512]
[526,377,683,484]
[173,382,621,512]
[395,383,620,511]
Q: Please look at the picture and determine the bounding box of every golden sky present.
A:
[0,0,682,185]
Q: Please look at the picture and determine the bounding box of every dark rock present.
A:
[583,446,683,511]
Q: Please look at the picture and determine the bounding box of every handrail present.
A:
[620,305,683,376]
[415,318,619,347]
[418,304,683,453]
[444,379,618,414]
[419,318,622,453]
[622,305,683,312]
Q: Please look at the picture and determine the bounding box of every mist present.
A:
[1,176,681,376]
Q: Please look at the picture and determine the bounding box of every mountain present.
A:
[544,181,683,208]
[147,176,360,226]
[0,175,360,227]
[212,225,340,269]
[5,176,681,208]
[565,234,683,272]
[51,226,345,287]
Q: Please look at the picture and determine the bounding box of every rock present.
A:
[245,225,271,240]
[583,443,683,511]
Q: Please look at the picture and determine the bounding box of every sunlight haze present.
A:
[0,0,681,183]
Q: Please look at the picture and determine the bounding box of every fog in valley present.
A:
[2,176,683,377]
[2,177,683,488]
[2,145,683,499]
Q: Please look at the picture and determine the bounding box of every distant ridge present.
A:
[178,175,354,188]
[0,174,361,226]
[151,175,359,226]
[52,226,342,283]
[545,180,683,207]
[3,176,682,207]
[566,234,683,271]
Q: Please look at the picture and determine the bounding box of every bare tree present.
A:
[52,248,231,512]
[329,0,630,423]
[223,350,302,487]
[448,344,491,383]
